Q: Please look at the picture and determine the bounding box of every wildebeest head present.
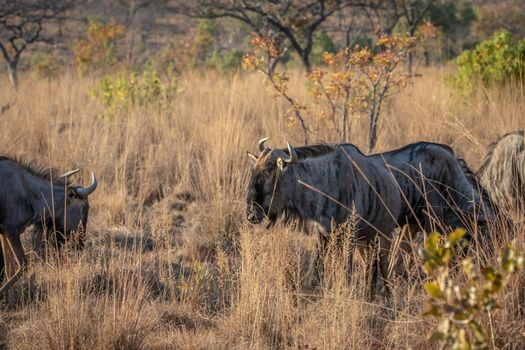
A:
[50,170,98,248]
[246,138,298,224]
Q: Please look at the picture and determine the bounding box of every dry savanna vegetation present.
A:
[0,64,522,349]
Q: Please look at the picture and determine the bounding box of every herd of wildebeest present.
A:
[0,130,524,301]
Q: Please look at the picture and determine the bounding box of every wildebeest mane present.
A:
[372,141,455,158]
[284,141,459,162]
[282,144,336,159]
[0,155,67,185]
[478,130,525,176]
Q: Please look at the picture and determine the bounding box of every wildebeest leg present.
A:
[368,252,379,301]
[1,234,19,303]
[396,220,420,277]
[0,233,26,297]
[32,227,45,261]
[0,243,3,282]
[306,232,329,288]
[378,235,392,298]
[357,238,379,300]
[399,220,420,254]
[1,235,14,284]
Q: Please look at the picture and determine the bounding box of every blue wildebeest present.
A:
[246,139,402,296]
[0,155,97,295]
[247,139,497,292]
[478,131,525,222]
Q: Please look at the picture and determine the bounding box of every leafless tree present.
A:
[0,0,79,89]
[116,0,167,64]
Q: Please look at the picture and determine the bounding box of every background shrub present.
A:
[452,29,525,90]
[90,63,182,116]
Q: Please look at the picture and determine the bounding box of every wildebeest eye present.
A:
[263,169,271,178]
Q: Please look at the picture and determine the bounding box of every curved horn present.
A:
[76,172,98,198]
[285,142,298,163]
[258,137,270,152]
[59,168,80,179]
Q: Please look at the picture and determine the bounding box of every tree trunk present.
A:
[424,50,430,66]
[7,61,19,90]
[342,110,348,143]
[368,120,377,153]
[407,27,416,76]
[125,5,136,65]
[368,108,380,153]
[342,96,350,142]
[407,51,414,77]
[301,51,311,73]
[269,58,279,76]
[127,29,135,64]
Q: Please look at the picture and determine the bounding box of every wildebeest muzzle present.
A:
[247,202,265,224]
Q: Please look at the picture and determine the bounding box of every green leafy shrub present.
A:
[31,51,60,80]
[420,229,524,349]
[451,30,525,90]
[310,30,336,66]
[206,49,244,72]
[194,19,216,67]
[90,64,182,116]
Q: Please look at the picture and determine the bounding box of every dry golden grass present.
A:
[0,67,523,349]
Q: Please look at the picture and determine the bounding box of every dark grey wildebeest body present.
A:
[368,142,496,239]
[272,141,496,236]
[0,155,97,295]
[478,131,525,222]
[246,140,402,295]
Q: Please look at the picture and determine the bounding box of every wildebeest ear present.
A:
[276,157,286,171]
[67,187,78,198]
[247,151,258,163]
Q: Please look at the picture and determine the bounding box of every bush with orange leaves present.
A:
[243,22,437,150]
[73,18,126,74]
[242,34,310,143]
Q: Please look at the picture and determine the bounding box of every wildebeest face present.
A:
[246,140,298,224]
[50,172,97,249]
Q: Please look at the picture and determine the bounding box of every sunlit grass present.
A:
[0,67,523,349]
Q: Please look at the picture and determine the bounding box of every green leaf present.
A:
[423,304,442,317]
[427,232,441,250]
[429,330,447,342]
[425,282,444,299]
[483,267,497,281]
[469,320,487,343]
[455,329,471,350]
[449,228,466,245]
